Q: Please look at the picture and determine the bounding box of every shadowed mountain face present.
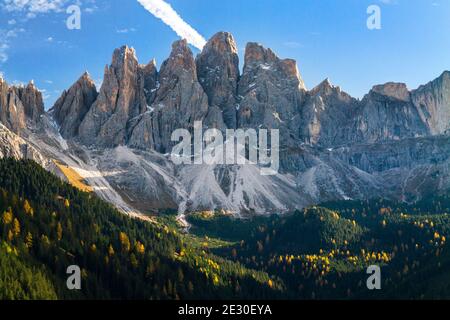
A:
[196,32,240,129]
[1,31,450,217]
[0,78,44,134]
[51,72,98,139]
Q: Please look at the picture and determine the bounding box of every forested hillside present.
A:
[188,197,450,299]
[2,158,450,300]
[0,158,280,300]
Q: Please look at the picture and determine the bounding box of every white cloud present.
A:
[0,27,25,63]
[0,1,98,62]
[0,44,8,63]
[3,0,69,14]
[283,41,303,49]
[137,0,206,50]
[2,0,100,17]
[116,28,137,34]
[5,28,25,38]
[84,6,96,13]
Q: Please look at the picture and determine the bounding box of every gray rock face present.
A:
[16,81,45,122]
[127,111,155,150]
[147,39,209,153]
[329,135,450,202]
[0,79,24,133]
[3,32,450,218]
[354,83,430,143]
[237,42,306,147]
[79,46,148,147]
[299,80,434,147]
[127,60,160,151]
[0,78,43,133]
[372,82,411,101]
[196,32,240,128]
[411,71,450,135]
[331,135,450,174]
[0,122,47,165]
[51,72,98,138]
[141,59,158,106]
[299,79,358,146]
[77,41,209,152]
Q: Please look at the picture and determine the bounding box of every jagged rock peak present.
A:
[414,70,450,93]
[17,80,44,122]
[371,82,410,101]
[196,31,240,128]
[78,44,148,147]
[411,71,450,135]
[244,42,277,69]
[141,58,157,73]
[321,78,332,87]
[112,45,138,66]
[435,70,450,82]
[202,32,238,55]
[243,42,305,89]
[197,32,239,85]
[140,58,159,105]
[310,78,337,95]
[280,59,303,81]
[66,71,97,95]
[79,71,95,85]
[106,45,140,84]
[309,78,341,96]
[0,77,43,132]
[433,70,450,89]
[141,58,157,69]
[163,39,196,74]
[0,79,25,133]
[52,71,98,138]
[139,39,210,153]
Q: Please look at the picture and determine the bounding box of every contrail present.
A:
[137,0,207,50]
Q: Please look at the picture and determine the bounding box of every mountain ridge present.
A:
[46,32,450,151]
[0,31,450,217]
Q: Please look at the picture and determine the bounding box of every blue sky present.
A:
[0,0,449,108]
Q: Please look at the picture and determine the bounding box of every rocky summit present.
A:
[51,72,98,139]
[0,77,44,134]
[1,31,450,218]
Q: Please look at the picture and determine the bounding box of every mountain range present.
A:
[1,31,450,220]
